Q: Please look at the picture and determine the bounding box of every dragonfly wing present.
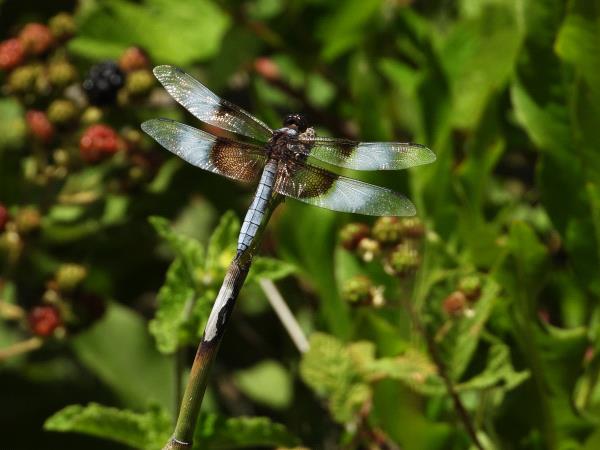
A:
[274,159,415,216]
[298,136,435,170]
[153,65,273,142]
[141,118,267,182]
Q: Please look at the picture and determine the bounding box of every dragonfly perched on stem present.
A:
[141,65,435,449]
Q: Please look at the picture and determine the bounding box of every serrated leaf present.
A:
[233,360,293,409]
[194,414,300,449]
[456,343,529,392]
[149,258,197,354]
[300,333,357,394]
[246,257,296,284]
[70,0,230,65]
[365,349,446,396]
[300,333,372,423]
[149,216,205,272]
[45,403,171,450]
[205,210,239,271]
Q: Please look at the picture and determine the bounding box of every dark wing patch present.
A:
[153,65,273,142]
[297,136,436,171]
[275,159,415,216]
[141,118,266,182]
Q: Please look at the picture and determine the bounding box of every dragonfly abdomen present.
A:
[237,159,277,254]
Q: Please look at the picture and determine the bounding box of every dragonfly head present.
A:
[283,113,308,133]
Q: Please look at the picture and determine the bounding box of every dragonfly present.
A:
[142,65,435,450]
[142,65,435,256]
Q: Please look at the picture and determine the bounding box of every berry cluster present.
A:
[0,11,160,351]
[340,216,425,275]
[339,216,426,307]
[1,256,105,338]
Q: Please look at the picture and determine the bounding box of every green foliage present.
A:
[195,414,299,449]
[70,0,230,64]
[45,403,298,450]
[149,211,294,353]
[3,0,600,448]
[233,360,293,409]
[45,403,171,450]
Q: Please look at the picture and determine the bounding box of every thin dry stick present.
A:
[404,300,484,450]
[0,336,43,361]
[259,278,309,353]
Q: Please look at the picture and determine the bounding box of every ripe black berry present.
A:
[82,61,125,106]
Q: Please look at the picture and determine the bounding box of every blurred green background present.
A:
[2,0,600,449]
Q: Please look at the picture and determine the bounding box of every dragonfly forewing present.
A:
[141,118,267,182]
[153,65,273,142]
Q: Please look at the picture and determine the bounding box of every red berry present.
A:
[19,23,55,55]
[0,39,25,71]
[28,305,61,337]
[443,291,467,316]
[118,47,150,72]
[0,203,8,231]
[254,57,280,81]
[26,110,54,143]
[79,124,122,163]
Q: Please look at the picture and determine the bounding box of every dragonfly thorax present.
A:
[268,128,299,160]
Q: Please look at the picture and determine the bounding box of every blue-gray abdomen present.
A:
[237,159,277,254]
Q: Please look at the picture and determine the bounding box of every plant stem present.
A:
[259,278,309,353]
[404,300,484,450]
[162,197,281,450]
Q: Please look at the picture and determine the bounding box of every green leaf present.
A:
[149,258,197,354]
[44,403,171,450]
[70,303,174,411]
[246,256,295,284]
[448,278,500,379]
[300,333,372,423]
[456,343,529,392]
[317,0,382,61]
[194,414,300,449]
[70,0,230,65]
[441,1,523,128]
[365,349,446,396]
[149,216,205,272]
[555,1,600,100]
[233,360,293,409]
[0,98,25,151]
[205,210,239,271]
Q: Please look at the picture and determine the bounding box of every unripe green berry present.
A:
[399,217,425,239]
[56,263,87,292]
[339,222,370,251]
[81,106,103,125]
[341,275,373,304]
[8,64,41,93]
[372,216,403,245]
[49,13,76,41]
[125,69,154,96]
[385,242,420,277]
[458,275,481,301]
[47,99,78,126]
[48,61,78,88]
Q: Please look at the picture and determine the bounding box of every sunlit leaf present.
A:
[44,403,170,450]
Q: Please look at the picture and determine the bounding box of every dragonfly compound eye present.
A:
[284,113,308,132]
